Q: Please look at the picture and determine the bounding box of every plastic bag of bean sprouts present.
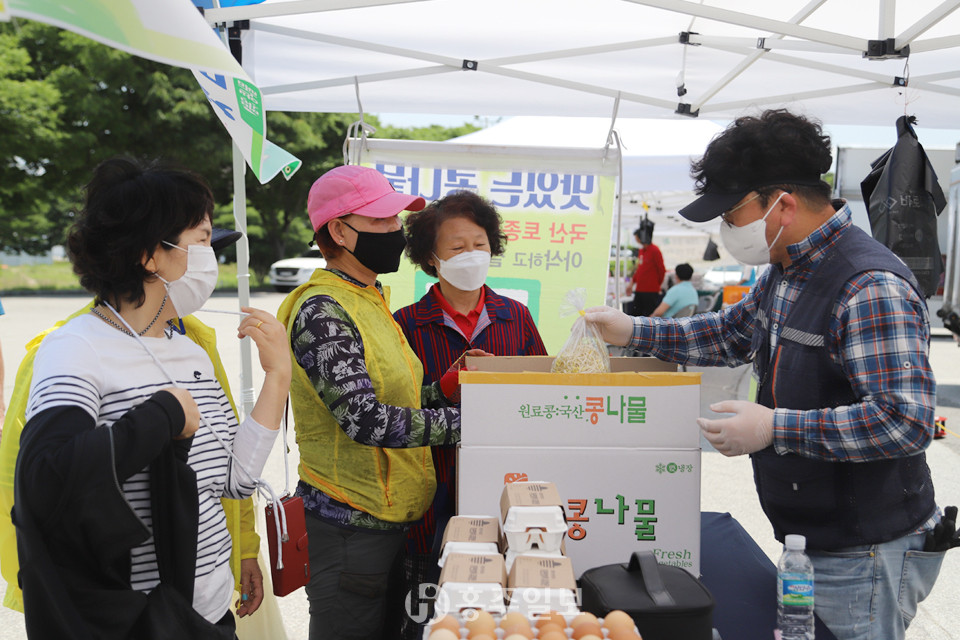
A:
[551,289,611,374]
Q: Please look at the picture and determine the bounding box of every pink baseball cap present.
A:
[307,165,426,231]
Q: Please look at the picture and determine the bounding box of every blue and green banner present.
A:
[3,0,299,183]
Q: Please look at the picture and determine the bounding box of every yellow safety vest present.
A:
[277,270,435,523]
[0,304,259,612]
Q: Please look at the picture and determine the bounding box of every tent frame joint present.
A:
[864,38,909,60]
[678,31,700,46]
[462,59,479,71]
[675,102,700,117]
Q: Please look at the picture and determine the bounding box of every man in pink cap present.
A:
[277,165,463,640]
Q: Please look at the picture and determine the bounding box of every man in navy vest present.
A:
[586,109,945,640]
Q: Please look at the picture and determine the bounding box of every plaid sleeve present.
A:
[292,295,459,448]
[630,277,766,368]
[774,270,935,461]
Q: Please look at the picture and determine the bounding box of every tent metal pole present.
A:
[625,0,865,50]
[232,143,255,418]
[896,0,960,47]
[204,0,425,23]
[689,0,826,114]
[880,0,896,38]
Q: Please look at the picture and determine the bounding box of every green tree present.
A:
[0,18,480,277]
[0,25,64,253]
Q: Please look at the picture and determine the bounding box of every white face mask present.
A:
[434,250,491,291]
[719,191,787,266]
[157,242,219,317]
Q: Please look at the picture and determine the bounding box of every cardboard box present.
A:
[438,542,500,568]
[441,515,501,549]
[437,552,508,614]
[506,555,579,615]
[459,447,701,577]
[500,481,567,552]
[461,356,701,448]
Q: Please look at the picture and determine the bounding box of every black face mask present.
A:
[342,221,407,274]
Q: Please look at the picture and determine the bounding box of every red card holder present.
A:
[265,495,310,597]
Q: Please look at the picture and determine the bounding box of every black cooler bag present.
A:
[579,551,714,640]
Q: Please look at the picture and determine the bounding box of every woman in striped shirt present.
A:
[14,157,290,639]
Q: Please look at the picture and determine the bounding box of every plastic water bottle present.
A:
[777,534,815,640]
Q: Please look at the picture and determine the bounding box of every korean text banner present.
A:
[354,138,620,353]
[4,0,299,184]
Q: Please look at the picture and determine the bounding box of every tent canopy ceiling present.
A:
[210,0,960,128]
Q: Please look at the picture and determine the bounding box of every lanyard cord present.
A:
[104,303,290,568]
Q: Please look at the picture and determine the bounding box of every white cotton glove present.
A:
[697,400,775,457]
[584,305,636,347]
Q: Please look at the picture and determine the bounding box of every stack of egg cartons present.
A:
[499,481,578,617]
[436,515,506,615]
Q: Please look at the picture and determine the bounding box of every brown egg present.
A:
[602,609,635,631]
[578,635,604,640]
[571,612,599,628]
[470,634,497,640]
[572,621,604,640]
[537,621,566,637]
[427,629,460,640]
[500,611,533,636]
[504,634,532,640]
[429,614,461,634]
[539,631,569,640]
[464,609,496,636]
[608,626,642,640]
[534,611,568,630]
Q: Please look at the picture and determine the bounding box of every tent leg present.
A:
[232,143,255,418]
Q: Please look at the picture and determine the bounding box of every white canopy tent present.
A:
[205,0,960,129]
[198,0,960,412]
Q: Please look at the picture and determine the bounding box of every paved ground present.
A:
[1,292,958,639]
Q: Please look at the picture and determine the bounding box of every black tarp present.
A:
[860,115,946,298]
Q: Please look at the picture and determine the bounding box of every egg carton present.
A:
[503,547,565,573]
[435,582,507,616]
[438,542,501,568]
[501,505,567,552]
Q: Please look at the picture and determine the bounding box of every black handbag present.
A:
[579,551,715,640]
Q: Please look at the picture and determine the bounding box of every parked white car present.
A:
[268,248,326,292]
[702,264,756,288]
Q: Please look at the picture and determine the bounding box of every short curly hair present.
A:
[67,156,213,308]
[403,191,508,277]
[691,109,834,209]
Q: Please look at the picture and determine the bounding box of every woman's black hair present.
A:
[403,190,508,277]
[67,156,214,308]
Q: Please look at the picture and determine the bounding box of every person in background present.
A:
[585,109,945,640]
[391,190,547,639]
[276,165,463,640]
[625,221,666,316]
[13,157,290,638]
[651,263,699,318]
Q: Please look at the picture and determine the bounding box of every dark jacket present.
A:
[750,225,936,550]
[12,392,227,639]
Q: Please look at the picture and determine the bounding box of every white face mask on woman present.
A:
[434,250,491,291]
[157,242,219,317]
[718,191,787,266]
